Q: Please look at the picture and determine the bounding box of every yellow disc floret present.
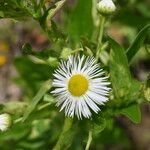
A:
[68,74,89,97]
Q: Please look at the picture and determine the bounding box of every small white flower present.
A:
[97,0,116,15]
[51,55,111,119]
[0,113,11,132]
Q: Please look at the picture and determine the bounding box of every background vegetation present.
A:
[0,0,150,149]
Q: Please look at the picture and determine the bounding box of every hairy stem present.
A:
[96,16,106,60]
[85,130,92,150]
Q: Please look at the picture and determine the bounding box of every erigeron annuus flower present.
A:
[51,55,111,119]
[97,0,116,15]
[0,113,11,132]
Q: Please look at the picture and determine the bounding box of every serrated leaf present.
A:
[22,80,52,122]
[121,104,141,124]
[126,24,150,63]
[109,37,132,98]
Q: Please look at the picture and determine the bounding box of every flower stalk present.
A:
[85,130,93,150]
[96,16,106,60]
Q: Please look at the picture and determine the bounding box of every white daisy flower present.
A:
[97,0,116,15]
[51,55,111,119]
[0,113,11,132]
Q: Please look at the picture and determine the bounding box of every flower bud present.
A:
[0,113,12,132]
[97,0,116,15]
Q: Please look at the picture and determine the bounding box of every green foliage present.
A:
[65,0,94,43]
[14,57,53,95]
[121,104,141,124]
[0,0,149,149]
[0,0,34,19]
[114,1,150,28]
[22,80,52,122]
[126,24,150,63]
[92,117,106,137]
[109,37,132,99]
[109,37,142,107]
[93,119,131,149]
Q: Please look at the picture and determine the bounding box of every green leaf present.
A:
[109,37,132,99]
[14,57,54,96]
[66,0,94,42]
[22,80,52,122]
[0,123,31,141]
[53,118,76,150]
[92,118,106,137]
[126,24,150,63]
[121,104,141,124]
[43,94,55,103]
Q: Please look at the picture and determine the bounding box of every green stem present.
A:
[85,130,92,150]
[22,80,51,122]
[53,117,73,150]
[14,117,23,124]
[38,102,53,110]
[46,0,67,21]
[96,16,106,60]
[39,0,67,42]
[28,55,47,64]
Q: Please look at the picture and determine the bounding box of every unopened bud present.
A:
[97,0,116,15]
[0,113,11,132]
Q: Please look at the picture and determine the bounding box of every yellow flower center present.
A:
[68,74,89,97]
